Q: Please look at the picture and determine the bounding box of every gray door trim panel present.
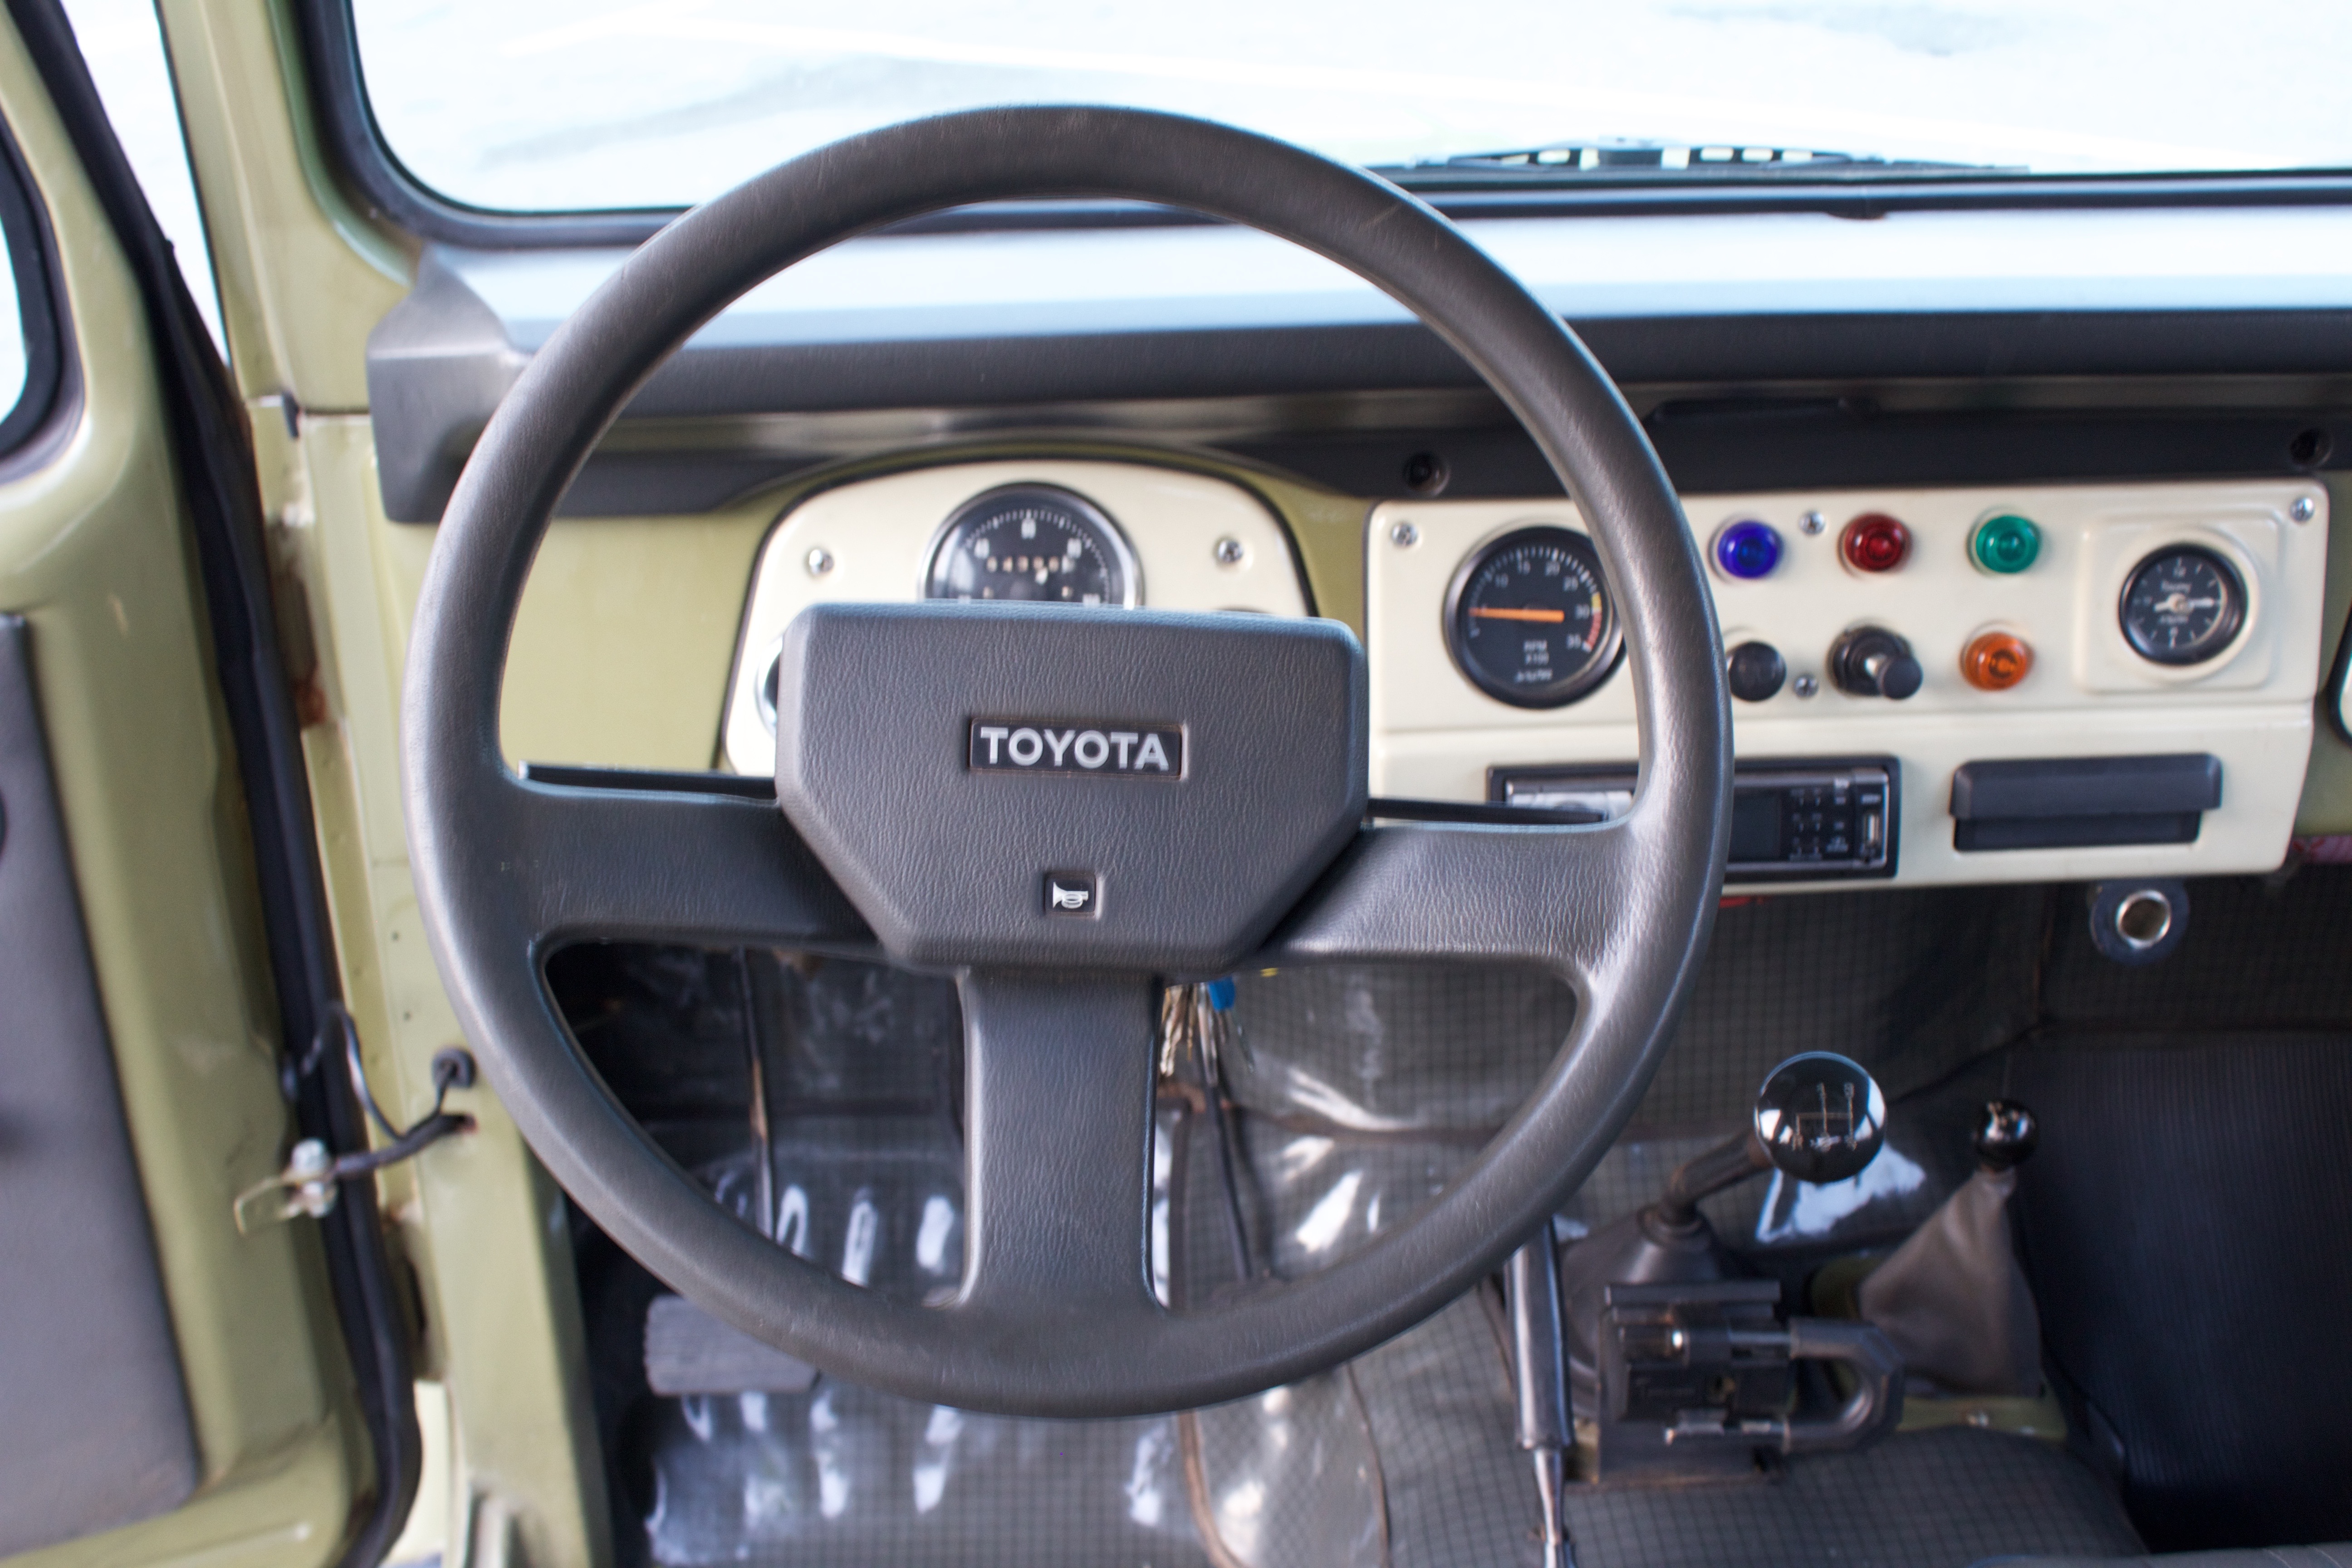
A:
[0,613,198,1555]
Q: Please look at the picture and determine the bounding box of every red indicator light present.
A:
[1841,513,1911,573]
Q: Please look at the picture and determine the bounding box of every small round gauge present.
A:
[1444,526,1623,708]
[2119,544,2246,666]
[923,484,1139,606]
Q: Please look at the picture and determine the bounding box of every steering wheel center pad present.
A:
[776,602,1366,971]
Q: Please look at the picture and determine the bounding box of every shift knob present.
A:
[1973,1099,2039,1172]
[1830,627,1924,701]
[1754,1052,1886,1183]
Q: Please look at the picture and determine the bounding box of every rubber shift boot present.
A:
[1858,1166,2041,1396]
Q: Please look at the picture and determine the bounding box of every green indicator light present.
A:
[1972,513,2041,574]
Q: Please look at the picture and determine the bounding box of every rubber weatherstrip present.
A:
[1,4,422,1564]
[0,111,62,456]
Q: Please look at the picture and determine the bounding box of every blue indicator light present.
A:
[1715,519,1783,580]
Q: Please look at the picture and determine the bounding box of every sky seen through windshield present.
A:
[354,0,2352,213]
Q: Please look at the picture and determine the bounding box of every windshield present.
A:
[354,0,2352,213]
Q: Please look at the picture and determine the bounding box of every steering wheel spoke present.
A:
[1268,814,1666,991]
[499,775,869,953]
[949,970,1164,1326]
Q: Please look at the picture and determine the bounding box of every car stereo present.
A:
[1488,757,1898,883]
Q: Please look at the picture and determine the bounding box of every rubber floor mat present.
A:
[2011,1033,2352,1551]
[1340,1284,2137,1568]
[634,1381,1210,1568]
[1559,1427,2139,1568]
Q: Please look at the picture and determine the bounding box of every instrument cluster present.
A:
[721,461,1308,776]
[722,460,2332,891]
[1372,480,2331,888]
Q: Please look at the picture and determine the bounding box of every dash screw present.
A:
[1798,511,1828,536]
[2290,497,2318,522]
[1214,536,1246,565]
[806,547,834,577]
[1389,521,1420,548]
[1792,674,1820,698]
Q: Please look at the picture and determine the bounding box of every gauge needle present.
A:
[1471,607,1567,622]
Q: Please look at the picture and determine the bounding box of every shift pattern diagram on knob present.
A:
[1754,1051,1888,1184]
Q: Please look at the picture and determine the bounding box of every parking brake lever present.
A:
[1504,1223,1575,1568]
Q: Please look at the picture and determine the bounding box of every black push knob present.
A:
[1830,627,1924,700]
[1973,1100,2038,1172]
[1726,640,1787,702]
[1753,1052,1885,1184]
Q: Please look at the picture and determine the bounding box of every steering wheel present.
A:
[402,107,1730,1419]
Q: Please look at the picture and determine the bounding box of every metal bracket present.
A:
[1593,1280,1905,1481]
[235,1042,478,1234]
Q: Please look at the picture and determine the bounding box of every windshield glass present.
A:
[354,0,2352,213]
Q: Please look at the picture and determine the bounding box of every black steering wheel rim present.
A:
[402,106,1731,1419]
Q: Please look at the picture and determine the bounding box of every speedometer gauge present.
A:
[924,484,1139,606]
[1444,526,1623,708]
[2119,544,2246,666]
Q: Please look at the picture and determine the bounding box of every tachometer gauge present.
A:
[2119,544,2246,666]
[1444,526,1623,707]
[924,484,1139,606]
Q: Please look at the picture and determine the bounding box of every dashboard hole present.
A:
[2115,890,2174,949]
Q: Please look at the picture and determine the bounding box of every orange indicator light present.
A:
[1961,630,2034,691]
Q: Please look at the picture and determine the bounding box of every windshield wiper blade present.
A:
[1379,139,2013,181]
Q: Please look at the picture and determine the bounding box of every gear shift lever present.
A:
[1567,1053,1886,1327]
[1648,1051,1889,1230]
[1554,1053,1890,1424]
[1856,1099,2042,1396]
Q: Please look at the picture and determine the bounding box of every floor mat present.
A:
[2011,1033,2352,1551]
[635,1381,1210,1568]
[1344,1288,2139,1568]
[1559,1428,2139,1568]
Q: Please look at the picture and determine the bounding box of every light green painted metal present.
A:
[157,0,410,412]
[276,415,614,1568]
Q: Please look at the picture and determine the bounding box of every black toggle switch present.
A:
[1830,626,1924,700]
[1726,640,1787,702]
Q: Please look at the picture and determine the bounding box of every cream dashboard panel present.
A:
[1370,481,2330,887]
[723,461,1308,774]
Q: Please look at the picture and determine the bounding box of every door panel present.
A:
[0,9,372,1567]
[0,612,197,1553]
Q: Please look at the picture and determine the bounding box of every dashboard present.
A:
[363,207,2352,894]
[712,458,2328,892]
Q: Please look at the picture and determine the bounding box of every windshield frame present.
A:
[299,0,2352,250]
